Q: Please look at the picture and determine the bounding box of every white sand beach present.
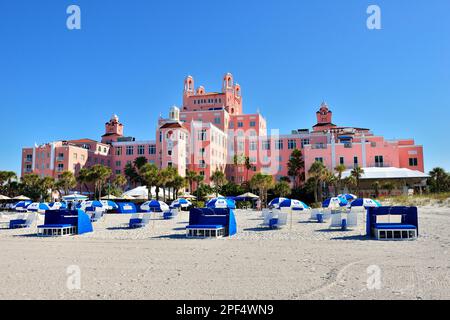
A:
[0,206,449,300]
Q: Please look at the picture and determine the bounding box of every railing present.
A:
[56,157,65,161]
[311,144,328,149]
[366,162,393,168]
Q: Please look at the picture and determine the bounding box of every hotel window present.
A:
[340,157,345,165]
[57,163,64,172]
[168,162,173,168]
[301,139,310,147]
[229,122,234,128]
[149,145,156,154]
[116,147,122,156]
[199,160,206,168]
[237,122,244,128]
[214,117,221,124]
[315,157,324,163]
[138,145,145,155]
[250,121,256,127]
[98,146,101,152]
[375,155,384,167]
[115,170,121,175]
[199,148,205,156]
[81,155,85,161]
[238,141,244,152]
[115,161,121,167]
[26,164,32,172]
[288,140,297,150]
[57,153,64,160]
[275,140,284,150]
[198,129,207,141]
[73,153,78,160]
[250,156,257,164]
[26,154,33,162]
[250,141,257,151]
[126,146,134,155]
[409,158,418,166]
[262,140,271,150]
[354,157,359,166]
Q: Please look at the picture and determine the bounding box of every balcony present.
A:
[56,156,65,162]
[311,143,328,150]
[367,162,392,168]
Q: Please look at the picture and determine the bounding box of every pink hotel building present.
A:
[21,73,425,191]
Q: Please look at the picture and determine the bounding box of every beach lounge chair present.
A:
[129,212,152,228]
[269,210,288,229]
[346,210,358,229]
[9,213,37,229]
[163,208,179,220]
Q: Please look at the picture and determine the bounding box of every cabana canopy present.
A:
[141,200,170,212]
[0,195,11,200]
[27,202,50,213]
[351,198,381,208]
[13,195,31,200]
[279,199,310,210]
[171,198,192,208]
[322,197,348,208]
[206,198,236,209]
[236,192,259,200]
[63,194,88,201]
[100,194,118,200]
[268,197,289,208]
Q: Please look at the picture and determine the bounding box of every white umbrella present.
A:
[63,194,88,201]
[0,195,11,200]
[237,192,259,199]
[100,194,118,200]
[13,195,31,200]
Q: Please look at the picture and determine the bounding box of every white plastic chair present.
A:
[262,209,274,227]
[273,210,288,228]
[310,209,320,220]
[329,211,343,228]
[346,210,358,228]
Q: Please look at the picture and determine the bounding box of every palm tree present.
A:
[308,161,326,203]
[138,163,159,199]
[89,165,112,200]
[185,170,197,194]
[158,168,174,202]
[171,175,187,199]
[244,156,252,182]
[334,164,346,194]
[429,167,449,193]
[210,170,227,197]
[113,174,128,192]
[351,166,365,195]
[77,168,90,195]
[287,149,305,188]
[56,171,77,197]
[250,173,274,208]
[273,181,291,198]
[194,174,204,200]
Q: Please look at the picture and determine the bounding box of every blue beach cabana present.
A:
[186,207,237,238]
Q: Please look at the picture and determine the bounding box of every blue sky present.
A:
[0,0,449,175]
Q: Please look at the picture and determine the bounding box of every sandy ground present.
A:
[0,207,449,300]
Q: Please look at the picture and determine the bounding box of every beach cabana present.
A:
[0,195,11,200]
[37,209,93,237]
[351,198,381,208]
[322,197,348,209]
[117,202,137,214]
[140,200,170,212]
[338,194,357,201]
[268,197,289,209]
[27,202,50,214]
[206,198,236,209]
[171,198,192,209]
[366,206,418,240]
[186,207,237,238]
